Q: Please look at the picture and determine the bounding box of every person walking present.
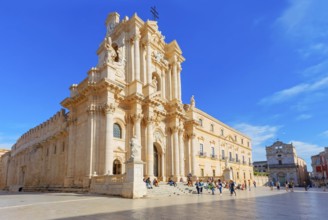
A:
[195,180,201,194]
[229,180,236,196]
[217,179,223,196]
[285,181,289,192]
[208,181,215,195]
[199,179,204,194]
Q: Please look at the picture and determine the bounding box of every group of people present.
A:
[143,177,159,189]
[145,176,256,196]
[195,178,243,196]
[269,180,295,192]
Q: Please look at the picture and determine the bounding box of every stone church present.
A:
[0,12,253,191]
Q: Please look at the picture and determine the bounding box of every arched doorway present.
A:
[153,145,159,177]
[113,159,122,175]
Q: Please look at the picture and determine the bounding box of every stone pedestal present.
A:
[122,161,146,198]
[223,168,232,181]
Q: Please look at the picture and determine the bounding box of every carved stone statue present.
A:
[129,136,141,162]
[190,95,195,107]
[103,36,117,64]
[152,76,158,89]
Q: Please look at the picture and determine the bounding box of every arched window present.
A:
[113,123,122,138]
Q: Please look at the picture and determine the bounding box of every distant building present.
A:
[311,147,328,182]
[253,161,268,173]
[266,141,309,186]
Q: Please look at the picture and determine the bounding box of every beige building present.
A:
[266,141,308,186]
[0,12,252,191]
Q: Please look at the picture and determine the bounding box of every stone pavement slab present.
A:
[0,187,327,219]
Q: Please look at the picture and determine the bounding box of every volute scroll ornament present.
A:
[102,103,116,114]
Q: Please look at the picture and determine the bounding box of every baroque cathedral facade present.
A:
[0,12,253,190]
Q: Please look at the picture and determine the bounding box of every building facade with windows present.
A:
[266,141,308,186]
[0,12,252,191]
[253,161,268,173]
[311,147,328,184]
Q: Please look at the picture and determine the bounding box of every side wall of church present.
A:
[4,110,68,189]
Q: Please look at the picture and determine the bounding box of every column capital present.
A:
[144,116,155,125]
[87,104,96,115]
[132,113,143,123]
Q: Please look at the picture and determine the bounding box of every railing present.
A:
[198,151,207,157]
[229,158,235,162]
[220,156,226,161]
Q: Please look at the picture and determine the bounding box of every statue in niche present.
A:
[129,136,141,162]
[190,95,195,108]
[152,76,158,90]
[103,36,117,64]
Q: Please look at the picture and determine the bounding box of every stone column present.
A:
[130,39,135,81]
[173,127,180,179]
[146,117,154,177]
[179,128,185,178]
[104,103,115,175]
[177,63,182,101]
[167,68,172,100]
[66,115,75,179]
[87,105,96,178]
[146,42,152,84]
[161,71,166,99]
[162,153,166,180]
[134,34,140,81]
[172,63,177,99]
[190,133,197,176]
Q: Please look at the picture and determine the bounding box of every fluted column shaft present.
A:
[177,63,181,101]
[190,134,197,176]
[146,42,152,84]
[173,127,180,177]
[147,120,154,176]
[134,35,140,81]
[87,107,95,177]
[104,104,115,175]
[172,63,177,99]
[179,129,185,177]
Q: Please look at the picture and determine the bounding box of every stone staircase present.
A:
[145,182,196,197]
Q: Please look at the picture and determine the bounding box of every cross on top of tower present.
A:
[150,6,159,21]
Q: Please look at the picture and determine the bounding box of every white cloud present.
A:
[290,140,323,162]
[302,59,328,77]
[321,130,328,137]
[296,114,312,121]
[259,76,328,105]
[277,0,328,57]
[234,123,280,161]
[277,0,311,34]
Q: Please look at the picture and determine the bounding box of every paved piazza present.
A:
[0,187,326,219]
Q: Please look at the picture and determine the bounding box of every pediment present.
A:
[225,135,235,143]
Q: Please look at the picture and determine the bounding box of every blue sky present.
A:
[1,0,327,171]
